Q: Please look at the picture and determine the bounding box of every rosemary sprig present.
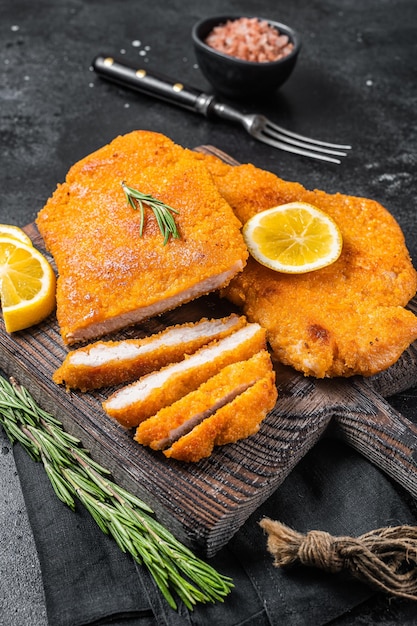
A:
[122,182,180,245]
[0,377,233,611]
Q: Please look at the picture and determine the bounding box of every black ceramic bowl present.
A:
[192,15,301,100]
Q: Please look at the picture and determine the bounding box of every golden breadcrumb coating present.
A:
[53,314,246,391]
[200,156,417,377]
[103,323,266,428]
[36,131,248,344]
[135,350,275,450]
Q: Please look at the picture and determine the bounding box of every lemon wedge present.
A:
[0,224,33,246]
[243,202,343,274]
[0,236,56,333]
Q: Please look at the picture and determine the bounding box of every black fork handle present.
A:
[92,55,246,127]
[92,54,217,116]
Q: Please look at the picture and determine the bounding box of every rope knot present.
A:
[298,529,344,573]
[259,518,417,601]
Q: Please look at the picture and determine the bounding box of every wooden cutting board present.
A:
[1,146,417,557]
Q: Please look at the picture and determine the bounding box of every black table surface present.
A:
[1,0,417,624]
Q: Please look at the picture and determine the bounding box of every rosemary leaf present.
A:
[74,454,153,511]
[44,460,76,509]
[122,181,180,244]
[27,426,69,467]
[72,447,113,476]
[82,499,111,535]
[63,467,107,501]
[1,417,37,456]
[110,481,154,513]
[0,377,234,610]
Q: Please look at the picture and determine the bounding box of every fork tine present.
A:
[210,103,351,162]
[261,127,347,159]
[264,119,352,151]
[256,133,344,164]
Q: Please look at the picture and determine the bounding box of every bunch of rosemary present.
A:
[0,376,233,611]
[122,182,180,245]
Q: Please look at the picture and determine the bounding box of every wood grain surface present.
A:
[1,147,417,556]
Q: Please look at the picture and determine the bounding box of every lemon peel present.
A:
[0,224,33,246]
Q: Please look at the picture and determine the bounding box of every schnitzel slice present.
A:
[163,373,277,462]
[200,155,417,377]
[103,322,266,428]
[53,314,246,391]
[135,350,275,450]
[36,131,248,345]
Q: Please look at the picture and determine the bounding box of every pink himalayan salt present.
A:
[205,17,294,63]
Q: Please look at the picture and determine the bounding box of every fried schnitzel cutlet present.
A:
[36,131,248,345]
[103,322,266,428]
[135,350,277,462]
[198,154,417,377]
[39,129,417,379]
[163,374,276,462]
[53,314,246,391]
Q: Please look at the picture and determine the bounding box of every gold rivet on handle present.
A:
[173,83,184,92]
[136,69,146,78]
[103,57,114,66]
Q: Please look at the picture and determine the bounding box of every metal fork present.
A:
[92,55,351,164]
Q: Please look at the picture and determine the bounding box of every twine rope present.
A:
[259,518,417,600]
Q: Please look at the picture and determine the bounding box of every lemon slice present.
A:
[243,202,343,273]
[0,224,33,246]
[0,237,56,333]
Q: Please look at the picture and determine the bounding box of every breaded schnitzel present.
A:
[199,155,417,377]
[135,350,277,462]
[163,372,276,462]
[36,131,248,345]
[103,322,266,428]
[53,314,246,391]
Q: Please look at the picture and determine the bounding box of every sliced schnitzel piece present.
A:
[36,131,248,345]
[102,322,266,428]
[199,155,417,377]
[135,350,276,451]
[53,314,246,391]
[163,373,277,462]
